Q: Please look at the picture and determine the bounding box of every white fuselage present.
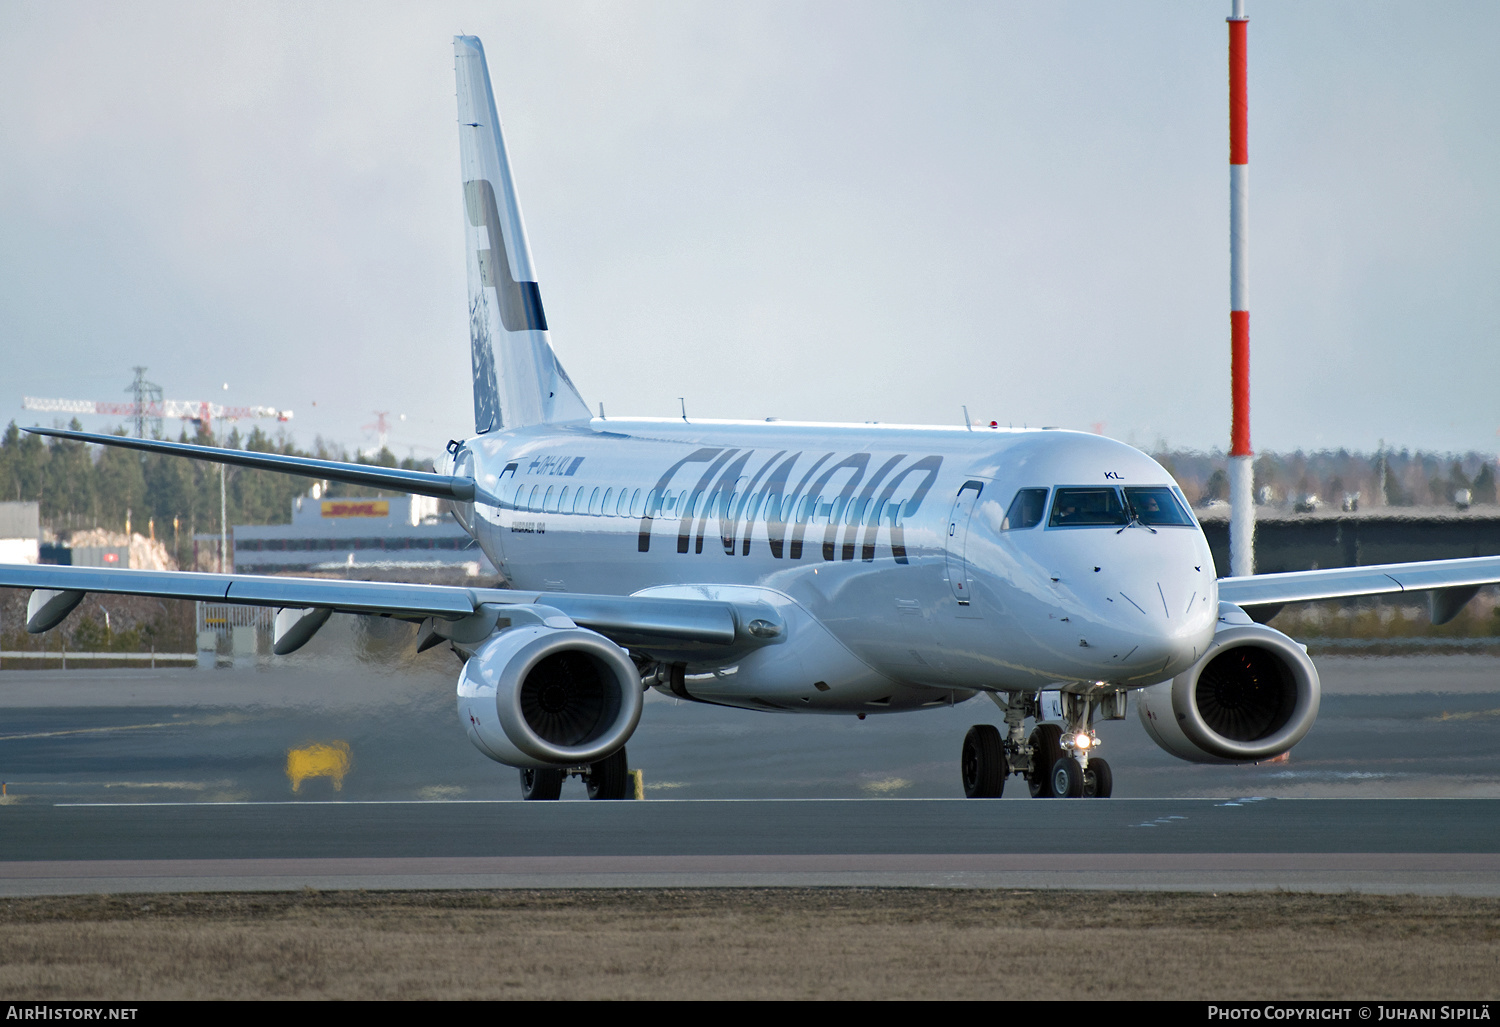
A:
[449,419,1219,714]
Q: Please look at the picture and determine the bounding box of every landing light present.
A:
[1074,733,1092,749]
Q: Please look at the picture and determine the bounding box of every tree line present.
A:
[0,420,434,567]
[1164,447,1497,509]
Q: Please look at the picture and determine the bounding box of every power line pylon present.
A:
[127,367,164,439]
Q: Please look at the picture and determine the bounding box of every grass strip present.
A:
[3,888,1498,1000]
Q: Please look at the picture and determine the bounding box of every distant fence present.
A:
[195,602,275,660]
[0,651,197,669]
[196,603,274,636]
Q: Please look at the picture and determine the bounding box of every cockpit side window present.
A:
[1001,488,1049,530]
[1048,487,1128,527]
[1124,486,1195,526]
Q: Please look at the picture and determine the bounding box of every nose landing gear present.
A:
[1051,754,1088,798]
[1081,757,1112,799]
[961,691,1120,799]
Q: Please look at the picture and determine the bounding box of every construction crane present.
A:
[363,411,393,451]
[23,368,292,438]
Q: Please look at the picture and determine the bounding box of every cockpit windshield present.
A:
[1048,488,1128,527]
[1123,486,1195,527]
[1001,488,1049,530]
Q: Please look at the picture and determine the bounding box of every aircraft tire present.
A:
[585,746,630,800]
[1027,724,1063,798]
[1084,757,1113,799]
[519,767,564,801]
[961,724,1006,798]
[1051,755,1084,798]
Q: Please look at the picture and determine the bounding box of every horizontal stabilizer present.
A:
[23,427,478,502]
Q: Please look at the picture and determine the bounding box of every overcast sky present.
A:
[1,1,1495,459]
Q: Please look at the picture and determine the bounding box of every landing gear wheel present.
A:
[585,747,630,800]
[1083,757,1113,799]
[1051,755,1084,798]
[519,768,564,801]
[961,725,1007,798]
[1027,724,1063,798]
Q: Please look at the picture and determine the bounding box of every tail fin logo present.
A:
[464,179,547,332]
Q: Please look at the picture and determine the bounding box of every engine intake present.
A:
[458,623,643,768]
[1137,615,1319,765]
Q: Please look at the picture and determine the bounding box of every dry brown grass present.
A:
[1,888,1498,1000]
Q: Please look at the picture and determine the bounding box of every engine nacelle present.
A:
[457,624,643,769]
[1136,613,1320,765]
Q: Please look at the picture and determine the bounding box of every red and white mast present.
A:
[1228,0,1254,577]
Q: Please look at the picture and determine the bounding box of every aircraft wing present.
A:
[23,427,478,502]
[0,563,767,657]
[1219,555,1500,613]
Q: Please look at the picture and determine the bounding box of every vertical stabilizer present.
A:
[455,36,590,433]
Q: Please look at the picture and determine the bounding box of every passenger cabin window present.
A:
[1001,488,1049,530]
[1048,487,1128,527]
[1124,486,1195,527]
[601,488,614,516]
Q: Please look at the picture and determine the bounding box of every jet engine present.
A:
[1136,608,1319,765]
[457,622,643,769]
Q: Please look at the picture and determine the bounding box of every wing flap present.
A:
[0,563,749,653]
[472,589,740,647]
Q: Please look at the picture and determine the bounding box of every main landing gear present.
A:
[519,746,631,800]
[961,691,1119,799]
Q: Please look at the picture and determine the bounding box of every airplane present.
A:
[7,35,1500,802]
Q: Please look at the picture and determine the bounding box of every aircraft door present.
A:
[945,480,984,604]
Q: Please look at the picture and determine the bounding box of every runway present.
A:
[2,797,1499,895]
[3,641,1500,895]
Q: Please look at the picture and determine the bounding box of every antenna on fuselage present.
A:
[599,402,606,419]
[680,398,688,422]
[962,405,972,431]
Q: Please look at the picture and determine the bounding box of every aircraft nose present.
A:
[1089,576,1217,682]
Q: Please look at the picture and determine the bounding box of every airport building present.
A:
[0,502,39,565]
[228,494,496,580]
[1197,504,1500,577]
